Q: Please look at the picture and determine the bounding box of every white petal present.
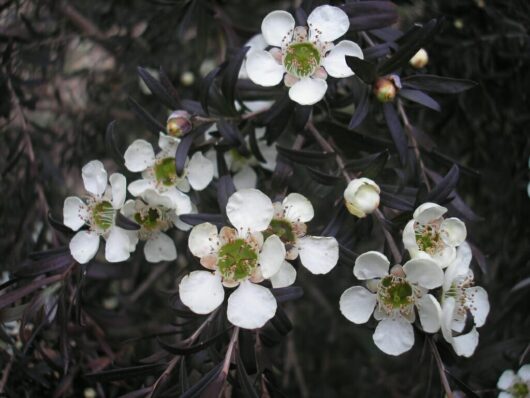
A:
[63,196,87,231]
[417,294,441,333]
[441,217,467,247]
[259,235,286,278]
[261,10,295,47]
[187,152,214,191]
[432,245,457,269]
[497,370,516,390]
[174,177,190,193]
[69,230,100,264]
[270,261,297,288]
[323,40,363,78]
[246,34,268,54]
[297,236,339,274]
[443,242,472,291]
[188,222,219,258]
[158,132,179,153]
[159,188,193,215]
[403,258,443,289]
[451,327,479,358]
[517,364,530,382]
[175,203,197,232]
[413,202,447,224]
[354,251,390,280]
[282,193,314,223]
[128,179,156,197]
[246,50,285,87]
[233,166,257,190]
[373,317,414,356]
[402,220,418,251]
[227,281,277,329]
[441,297,456,343]
[307,5,349,42]
[144,233,177,262]
[124,140,155,172]
[105,227,135,262]
[142,189,173,209]
[226,189,273,233]
[82,160,108,197]
[339,286,377,324]
[256,128,277,172]
[466,286,489,327]
[110,173,126,209]
[179,271,224,314]
[288,78,327,106]
[498,393,514,398]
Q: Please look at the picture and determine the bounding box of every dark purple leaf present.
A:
[345,56,376,84]
[361,150,389,179]
[307,166,341,185]
[200,63,225,116]
[378,19,443,75]
[217,175,236,214]
[272,286,303,303]
[382,103,408,165]
[85,363,166,382]
[115,212,140,230]
[157,328,228,355]
[0,274,63,310]
[127,97,165,135]
[363,43,393,61]
[105,120,124,167]
[15,251,73,277]
[159,66,182,107]
[248,125,266,163]
[379,191,414,211]
[175,126,208,175]
[276,145,334,166]
[181,362,223,398]
[426,164,459,203]
[179,213,226,228]
[236,349,259,398]
[221,46,250,115]
[341,2,398,31]
[349,83,370,129]
[138,66,180,110]
[399,89,441,112]
[402,74,477,94]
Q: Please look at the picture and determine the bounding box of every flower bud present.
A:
[373,77,397,103]
[409,48,429,69]
[166,110,192,137]
[344,178,381,218]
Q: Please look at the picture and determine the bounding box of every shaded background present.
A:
[1,0,529,396]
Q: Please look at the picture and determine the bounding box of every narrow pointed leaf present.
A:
[399,89,441,111]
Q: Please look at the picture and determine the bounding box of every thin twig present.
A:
[427,337,453,398]
[373,209,402,264]
[127,262,170,303]
[221,327,239,375]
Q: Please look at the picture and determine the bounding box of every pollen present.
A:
[283,42,321,78]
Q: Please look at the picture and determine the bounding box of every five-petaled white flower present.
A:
[343,177,381,218]
[206,127,277,190]
[403,202,467,268]
[122,189,192,263]
[63,160,137,264]
[179,189,286,329]
[497,364,530,398]
[440,242,490,357]
[124,132,214,203]
[245,5,363,105]
[339,251,443,356]
[267,193,339,286]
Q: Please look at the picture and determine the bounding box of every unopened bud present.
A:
[374,78,397,103]
[409,48,429,69]
[390,264,405,277]
[166,110,192,137]
[344,178,381,218]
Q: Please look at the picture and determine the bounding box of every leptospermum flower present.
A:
[403,203,467,268]
[122,189,192,263]
[440,242,490,357]
[63,160,137,264]
[497,365,530,398]
[179,189,286,329]
[124,132,213,202]
[266,193,339,286]
[245,5,363,105]
[343,177,381,218]
[339,251,443,355]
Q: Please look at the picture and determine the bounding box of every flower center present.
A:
[91,201,114,231]
[378,276,414,309]
[217,239,258,282]
[154,157,177,186]
[509,382,529,398]
[283,42,321,78]
[265,219,296,244]
[134,207,162,231]
[415,222,443,255]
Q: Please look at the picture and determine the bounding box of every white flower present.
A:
[440,242,490,357]
[497,364,530,398]
[179,189,286,329]
[63,160,137,264]
[339,251,443,356]
[266,193,339,283]
[124,132,214,203]
[403,202,467,268]
[245,5,363,105]
[122,189,191,263]
[205,127,277,190]
[344,178,381,218]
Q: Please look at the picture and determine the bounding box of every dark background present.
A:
[0,0,529,396]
